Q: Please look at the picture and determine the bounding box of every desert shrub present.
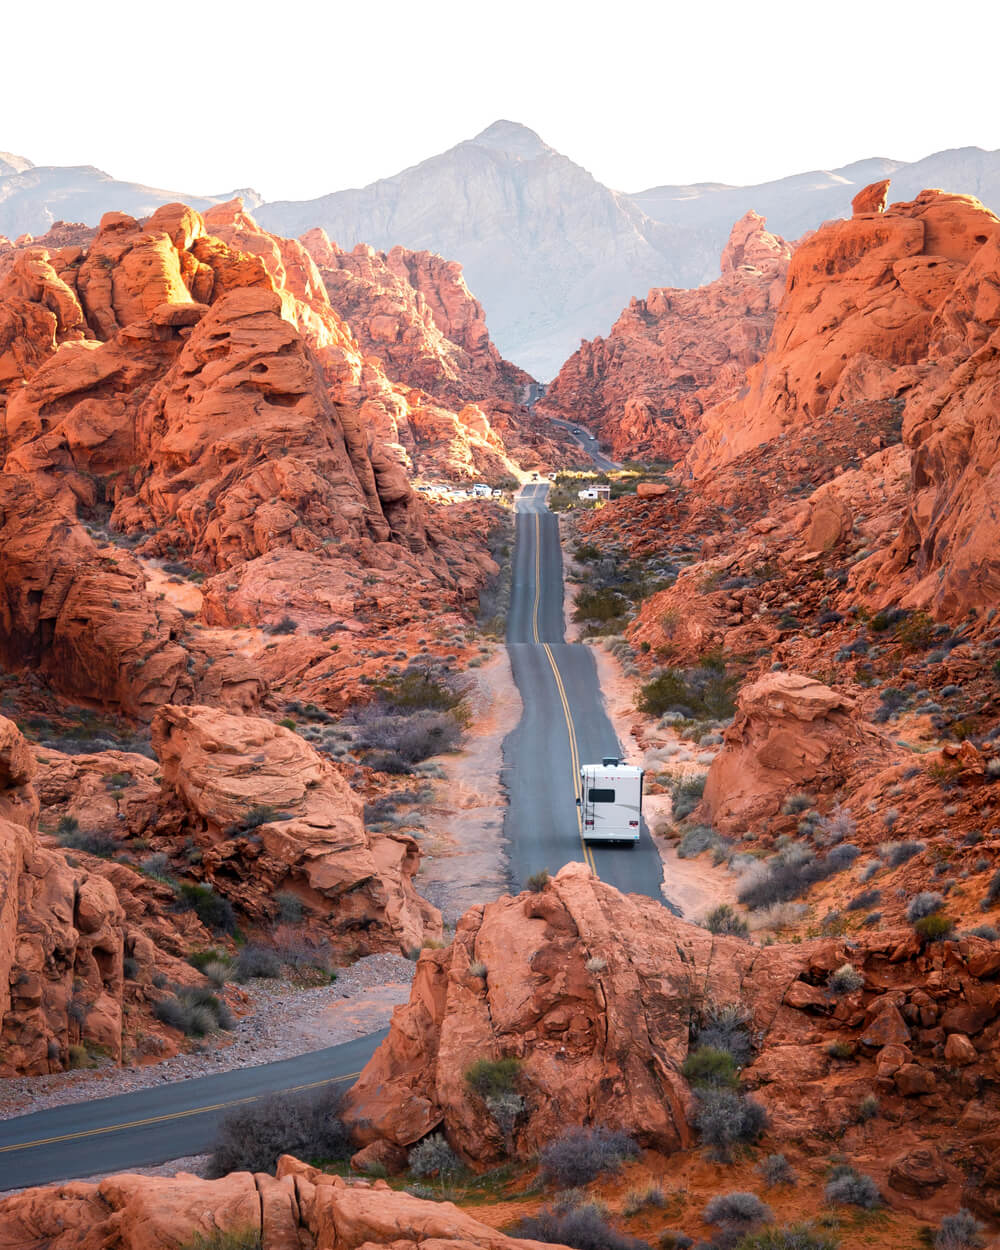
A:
[827,1040,855,1060]
[512,1204,650,1250]
[669,772,707,820]
[153,986,231,1036]
[622,1184,666,1215]
[907,891,944,922]
[202,959,230,988]
[408,1132,461,1179]
[56,820,117,857]
[179,1230,263,1250]
[141,851,172,879]
[526,869,550,892]
[206,1083,349,1176]
[824,1166,881,1208]
[883,840,925,867]
[122,956,139,980]
[818,804,856,844]
[985,868,1000,907]
[847,888,880,911]
[273,890,305,923]
[704,1191,773,1229]
[357,709,461,768]
[539,1125,639,1188]
[178,883,237,934]
[705,904,750,938]
[238,804,293,830]
[781,793,814,815]
[697,1002,754,1065]
[266,616,298,635]
[733,1227,838,1250]
[856,1094,879,1122]
[915,912,955,942]
[658,1233,694,1250]
[468,959,487,978]
[758,1153,795,1186]
[638,660,739,720]
[374,668,463,714]
[966,924,1000,941]
[737,843,858,910]
[573,587,628,627]
[693,1088,767,1161]
[678,825,726,859]
[827,964,864,995]
[464,1056,522,1100]
[935,1209,985,1250]
[234,944,282,981]
[682,1045,739,1089]
[585,955,607,972]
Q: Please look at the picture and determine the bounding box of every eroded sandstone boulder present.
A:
[151,705,440,954]
[0,1156,564,1249]
[701,672,898,832]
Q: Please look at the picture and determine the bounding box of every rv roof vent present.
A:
[602,756,620,767]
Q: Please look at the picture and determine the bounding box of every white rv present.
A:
[578,758,644,843]
[471,483,492,498]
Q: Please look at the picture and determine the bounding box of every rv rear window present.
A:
[588,787,615,803]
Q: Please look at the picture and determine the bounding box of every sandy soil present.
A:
[417,648,519,924]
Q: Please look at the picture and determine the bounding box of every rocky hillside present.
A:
[537,211,790,461]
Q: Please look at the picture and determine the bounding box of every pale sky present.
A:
[3,0,998,202]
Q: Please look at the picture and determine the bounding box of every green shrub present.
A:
[828,964,864,995]
[526,869,550,892]
[915,912,955,942]
[178,883,237,934]
[682,1045,739,1089]
[704,904,750,938]
[733,1226,839,1250]
[180,1232,263,1250]
[464,1056,522,1100]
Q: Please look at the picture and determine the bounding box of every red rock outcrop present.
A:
[689,187,1000,477]
[0,202,500,715]
[700,672,899,833]
[301,229,534,407]
[538,212,790,460]
[0,716,206,1076]
[0,1155,564,1248]
[149,705,441,954]
[344,864,1000,1219]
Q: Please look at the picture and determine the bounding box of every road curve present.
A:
[0,1030,386,1190]
[547,416,621,471]
[503,483,663,898]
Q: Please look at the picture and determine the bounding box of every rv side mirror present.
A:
[575,797,581,806]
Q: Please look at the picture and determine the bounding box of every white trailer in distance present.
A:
[577,758,644,844]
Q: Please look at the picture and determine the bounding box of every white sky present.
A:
[3,0,998,202]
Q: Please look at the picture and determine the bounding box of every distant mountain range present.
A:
[4,127,999,378]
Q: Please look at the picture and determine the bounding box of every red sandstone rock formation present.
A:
[701,672,899,833]
[0,202,498,715]
[150,705,441,953]
[0,1155,564,1248]
[344,864,1000,1219]
[301,229,533,407]
[538,212,790,461]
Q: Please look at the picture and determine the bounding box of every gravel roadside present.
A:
[0,953,415,1122]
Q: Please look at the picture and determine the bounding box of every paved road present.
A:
[548,417,621,471]
[503,483,663,897]
[0,1030,386,1190]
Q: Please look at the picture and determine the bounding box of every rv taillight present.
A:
[629,820,639,826]
[585,820,594,827]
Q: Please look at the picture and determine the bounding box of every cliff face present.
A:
[538,212,790,462]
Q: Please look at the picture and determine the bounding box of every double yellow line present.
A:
[0,1070,360,1155]
[529,509,597,874]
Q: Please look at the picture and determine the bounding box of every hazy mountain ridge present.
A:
[3,126,999,376]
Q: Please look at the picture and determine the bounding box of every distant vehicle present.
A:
[589,434,596,440]
[471,483,492,498]
[491,488,503,498]
[531,471,539,480]
[577,758,643,844]
[574,428,583,434]
[416,484,431,492]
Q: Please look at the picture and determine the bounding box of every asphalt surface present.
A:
[548,416,621,471]
[503,483,664,897]
[0,1030,386,1190]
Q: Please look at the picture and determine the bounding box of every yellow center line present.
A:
[0,1071,360,1154]
[528,492,596,874]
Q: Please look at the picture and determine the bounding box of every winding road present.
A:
[0,477,662,1190]
[503,483,663,896]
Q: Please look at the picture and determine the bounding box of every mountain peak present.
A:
[0,151,34,176]
[471,120,552,160]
